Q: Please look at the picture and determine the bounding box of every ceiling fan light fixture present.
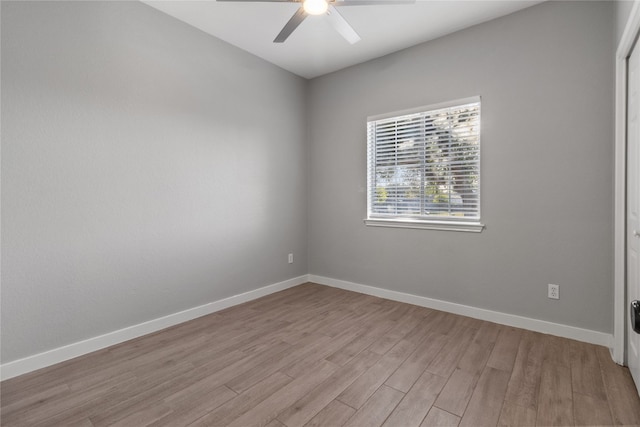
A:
[303,0,328,15]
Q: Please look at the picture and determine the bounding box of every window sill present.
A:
[364,218,485,233]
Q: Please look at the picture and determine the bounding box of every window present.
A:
[365,97,484,232]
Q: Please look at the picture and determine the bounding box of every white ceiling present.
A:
[143,0,543,79]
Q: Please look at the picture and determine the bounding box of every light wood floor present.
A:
[2,283,640,427]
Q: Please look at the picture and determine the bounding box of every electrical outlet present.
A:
[288,253,294,264]
[548,284,559,300]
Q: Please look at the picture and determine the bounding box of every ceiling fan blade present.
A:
[333,0,414,5]
[274,7,308,43]
[326,5,360,44]
[217,0,296,2]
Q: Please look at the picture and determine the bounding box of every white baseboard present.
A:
[2,273,614,381]
[309,275,613,348]
[0,275,309,381]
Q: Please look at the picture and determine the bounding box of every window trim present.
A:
[364,218,484,233]
[365,96,484,233]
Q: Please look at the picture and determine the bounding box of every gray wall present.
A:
[1,1,308,363]
[0,0,617,365]
[307,1,614,333]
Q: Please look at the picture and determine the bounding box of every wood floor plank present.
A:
[497,401,536,426]
[312,310,357,337]
[265,419,287,427]
[424,311,458,336]
[2,371,139,426]
[535,361,573,426]
[187,332,267,366]
[337,339,416,409]
[382,371,447,427]
[1,339,169,411]
[3,318,215,396]
[26,374,141,427]
[87,365,212,427]
[456,340,493,376]
[187,372,293,426]
[367,309,424,355]
[570,341,607,400]
[426,326,476,378]
[459,366,510,427]
[456,322,500,377]
[106,402,173,427]
[385,332,447,393]
[503,330,544,411]
[46,344,279,425]
[225,360,338,427]
[64,419,95,427]
[325,333,377,366]
[433,368,477,417]
[224,333,332,393]
[401,318,437,348]
[572,392,613,426]
[342,385,404,427]
[289,311,336,334]
[149,385,237,426]
[542,334,571,368]
[452,314,484,332]
[282,330,361,378]
[469,321,501,346]
[277,350,380,427]
[486,326,522,373]
[303,400,355,427]
[421,407,461,427]
[0,383,70,417]
[595,345,640,425]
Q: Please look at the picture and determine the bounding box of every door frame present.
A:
[615,1,640,365]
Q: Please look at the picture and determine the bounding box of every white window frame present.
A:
[365,97,484,233]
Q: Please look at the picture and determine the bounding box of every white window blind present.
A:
[366,97,482,231]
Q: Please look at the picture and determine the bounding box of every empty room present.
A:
[3,0,640,425]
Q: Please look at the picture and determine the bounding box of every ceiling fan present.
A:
[217,0,414,44]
